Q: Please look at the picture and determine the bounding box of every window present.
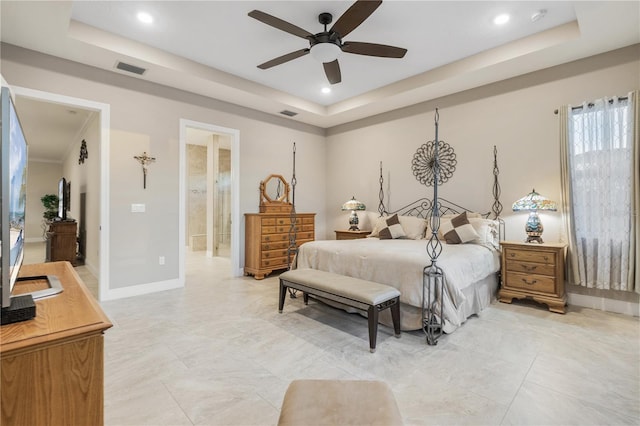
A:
[565,95,635,290]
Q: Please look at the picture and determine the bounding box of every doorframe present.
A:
[179,119,240,282]
[12,86,111,300]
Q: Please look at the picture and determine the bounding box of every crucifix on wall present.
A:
[133,152,156,189]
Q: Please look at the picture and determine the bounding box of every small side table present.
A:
[335,230,371,240]
[499,241,567,313]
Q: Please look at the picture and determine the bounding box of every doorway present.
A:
[11,86,110,300]
[185,130,231,257]
[179,120,240,285]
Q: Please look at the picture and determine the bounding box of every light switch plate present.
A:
[131,203,145,213]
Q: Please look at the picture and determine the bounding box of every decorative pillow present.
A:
[397,215,428,240]
[368,214,388,237]
[439,212,479,244]
[437,212,483,240]
[378,214,407,239]
[469,218,500,249]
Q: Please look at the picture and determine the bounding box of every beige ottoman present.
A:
[278,379,403,426]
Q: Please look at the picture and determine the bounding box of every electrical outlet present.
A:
[159,256,165,265]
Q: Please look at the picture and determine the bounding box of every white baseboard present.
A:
[567,292,640,317]
[100,278,183,302]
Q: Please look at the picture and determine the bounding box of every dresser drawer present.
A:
[262,231,313,242]
[505,271,556,294]
[262,241,289,251]
[506,261,555,276]
[505,248,555,265]
[261,257,288,268]
[262,248,290,259]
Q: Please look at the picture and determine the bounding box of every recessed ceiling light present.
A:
[493,14,510,25]
[137,11,153,24]
[321,87,331,94]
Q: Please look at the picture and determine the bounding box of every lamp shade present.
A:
[512,189,557,212]
[341,197,366,211]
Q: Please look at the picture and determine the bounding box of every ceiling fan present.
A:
[248,0,407,85]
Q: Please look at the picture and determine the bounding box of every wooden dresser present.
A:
[245,212,315,279]
[499,241,567,313]
[1,262,112,425]
[46,220,78,264]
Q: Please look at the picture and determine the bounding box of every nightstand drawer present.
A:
[505,249,555,265]
[505,271,555,293]
[506,261,555,276]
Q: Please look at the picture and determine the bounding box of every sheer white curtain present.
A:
[566,93,636,291]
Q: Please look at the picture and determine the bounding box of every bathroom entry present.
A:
[185,129,231,258]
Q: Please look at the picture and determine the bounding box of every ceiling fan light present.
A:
[311,43,341,63]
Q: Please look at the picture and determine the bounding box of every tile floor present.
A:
[23,241,99,297]
[24,244,640,425]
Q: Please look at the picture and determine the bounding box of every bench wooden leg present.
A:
[278,281,287,313]
[367,305,379,353]
[391,298,401,338]
[303,292,309,305]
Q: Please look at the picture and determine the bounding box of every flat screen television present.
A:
[58,177,68,220]
[1,86,28,311]
[1,86,63,325]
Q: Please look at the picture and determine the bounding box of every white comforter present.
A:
[296,238,501,332]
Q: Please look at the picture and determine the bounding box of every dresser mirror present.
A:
[259,174,291,213]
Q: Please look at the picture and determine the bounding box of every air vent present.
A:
[279,110,298,117]
[115,61,147,75]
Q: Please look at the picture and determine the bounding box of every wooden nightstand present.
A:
[335,230,371,240]
[499,241,567,313]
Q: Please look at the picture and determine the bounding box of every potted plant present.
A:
[41,194,59,221]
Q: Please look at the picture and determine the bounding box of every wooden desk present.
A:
[0,262,112,426]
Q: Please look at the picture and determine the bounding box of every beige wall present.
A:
[4,42,639,309]
[1,44,326,291]
[326,46,640,246]
[25,161,61,241]
[61,113,100,274]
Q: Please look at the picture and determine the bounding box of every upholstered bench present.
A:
[279,268,401,352]
[278,379,403,426]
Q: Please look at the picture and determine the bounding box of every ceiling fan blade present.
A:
[248,10,313,39]
[258,49,310,69]
[330,0,382,38]
[342,41,407,58]
[323,60,342,85]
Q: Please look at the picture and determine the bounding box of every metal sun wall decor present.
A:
[411,138,457,187]
[133,151,156,189]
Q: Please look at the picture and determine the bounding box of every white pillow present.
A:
[469,218,500,249]
[397,215,428,240]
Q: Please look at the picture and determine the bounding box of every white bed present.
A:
[295,236,501,333]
